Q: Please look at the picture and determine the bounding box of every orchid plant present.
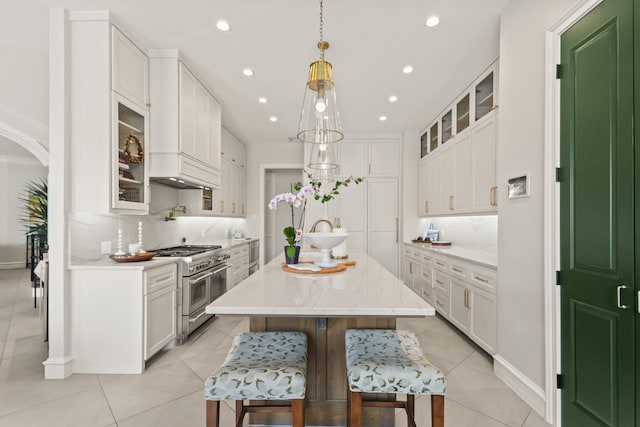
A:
[268,172,364,251]
[268,183,317,248]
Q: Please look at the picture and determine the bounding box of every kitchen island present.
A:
[206,250,434,426]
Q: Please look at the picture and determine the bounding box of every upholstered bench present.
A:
[204,331,308,427]
[345,329,446,427]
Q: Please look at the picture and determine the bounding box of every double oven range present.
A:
[154,245,230,344]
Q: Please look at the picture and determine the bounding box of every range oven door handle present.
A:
[189,272,213,284]
[212,264,232,275]
[188,311,209,323]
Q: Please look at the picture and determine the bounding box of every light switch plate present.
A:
[101,241,112,254]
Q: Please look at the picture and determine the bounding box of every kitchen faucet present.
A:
[310,218,333,232]
[165,205,186,221]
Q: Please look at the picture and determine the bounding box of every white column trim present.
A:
[544,0,603,424]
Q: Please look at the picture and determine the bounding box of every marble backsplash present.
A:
[69,214,248,262]
[417,215,497,255]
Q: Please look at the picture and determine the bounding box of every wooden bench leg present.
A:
[431,395,444,427]
[235,400,244,427]
[292,399,305,427]
[406,394,416,427]
[206,400,220,427]
[349,390,362,427]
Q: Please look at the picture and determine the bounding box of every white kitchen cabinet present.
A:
[68,15,150,214]
[469,285,497,353]
[229,243,250,288]
[401,244,421,293]
[337,138,399,177]
[335,181,366,250]
[70,260,178,374]
[178,187,214,216]
[472,115,498,211]
[149,53,222,189]
[367,179,399,276]
[439,145,455,213]
[449,276,471,334]
[144,264,178,360]
[453,134,473,211]
[112,27,149,110]
[213,128,247,217]
[418,60,498,217]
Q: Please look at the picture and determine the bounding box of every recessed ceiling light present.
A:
[169,177,177,181]
[426,16,440,27]
[379,116,387,121]
[216,20,230,31]
[388,95,398,103]
[258,97,267,103]
[269,116,278,122]
[242,68,254,76]
[402,65,413,74]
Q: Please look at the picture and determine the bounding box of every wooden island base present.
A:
[250,316,397,426]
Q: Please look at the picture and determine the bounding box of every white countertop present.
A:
[69,256,178,270]
[206,250,435,318]
[407,242,497,269]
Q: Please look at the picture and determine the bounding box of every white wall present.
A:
[0,2,50,145]
[497,0,579,399]
[0,154,47,268]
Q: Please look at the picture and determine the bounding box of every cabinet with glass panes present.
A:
[115,96,149,210]
[441,109,453,144]
[474,63,497,122]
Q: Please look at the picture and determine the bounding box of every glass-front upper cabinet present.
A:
[420,130,429,158]
[114,95,149,211]
[429,122,439,152]
[441,109,453,143]
[456,94,470,133]
[475,71,495,121]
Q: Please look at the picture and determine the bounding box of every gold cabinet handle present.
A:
[424,201,428,213]
[452,267,463,274]
[475,276,489,283]
[220,200,225,213]
[449,195,454,210]
[232,202,236,214]
[409,262,413,275]
[436,279,444,286]
[490,186,498,206]
[436,300,444,308]
[617,285,628,309]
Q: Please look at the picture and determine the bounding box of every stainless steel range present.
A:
[154,245,230,344]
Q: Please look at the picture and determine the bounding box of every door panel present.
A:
[560,0,635,426]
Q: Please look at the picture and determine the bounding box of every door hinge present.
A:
[555,167,562,182]
[556,270,561,286]
[556,374,564,389]
[556,64,563,79]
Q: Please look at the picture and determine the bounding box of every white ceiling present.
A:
[5,0,510,146]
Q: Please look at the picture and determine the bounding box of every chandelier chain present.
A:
[319,0,324,61]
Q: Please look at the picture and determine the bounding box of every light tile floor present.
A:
[0,268,553,426]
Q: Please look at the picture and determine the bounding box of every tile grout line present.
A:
[97,374,119,426]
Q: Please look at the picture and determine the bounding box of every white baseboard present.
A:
[0,261,26,270]
[43,356,74,379]
[494,354,546,417]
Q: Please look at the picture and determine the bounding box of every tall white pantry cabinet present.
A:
[305,137,400,276]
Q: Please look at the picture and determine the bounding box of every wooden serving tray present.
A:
[109,252,156,262]
[282,260,356,274]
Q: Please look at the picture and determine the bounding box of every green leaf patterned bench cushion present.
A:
[345,329,446,395]
[204,331,307,401]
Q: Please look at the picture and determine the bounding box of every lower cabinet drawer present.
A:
[144,263,177,294]
[434,290,449,317]
[433,271,450,295]
[421,285,434,305]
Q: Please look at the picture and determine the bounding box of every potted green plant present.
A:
[19,177,48,250]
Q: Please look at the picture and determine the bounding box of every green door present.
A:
[560,0,635,426]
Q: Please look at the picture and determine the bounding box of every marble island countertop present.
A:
[207,250,435,318]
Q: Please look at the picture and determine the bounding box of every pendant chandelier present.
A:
[298,0,343,177]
